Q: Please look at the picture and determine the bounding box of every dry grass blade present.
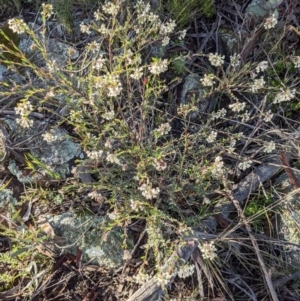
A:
[279,151,300,192]
[221,176,279,301]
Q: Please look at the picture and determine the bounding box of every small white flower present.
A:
[99,23,110,35]
[206,131,217,143]
[230,53,241,68]
[130,67,143,80]
[273,88,296,103]
[104,139,113,149]
[42,131,57,143]
[256,61,268,73]
[41,3,53,19]
[251,77,265,93]
[238,160,252,171]
[153,158,167,171]
[105,74,122,97]
[263,141,276,153]
[178,29,187,40]
[264,13,277,29]
[15,101,33,116]
[138,180,160,200]
[203,197,211,205]
[87,41,100,53]
[201,74,215,87]
[8,18,28,34]
[229,102,246,113]
[86,150,103,160]
[148,59,168,75]
[102,1,119,15]
[155,123,171,137]
[102,111,115,120]
[94,10,102,21]
[16,117,33,128]
[130,199,142,212]
[208,53,225,67]
[80,23,91,34]
[107,210,120,220]
[106,153,121,165]
[199,241,217,261]
[211,156,224,177]
[161,36,170,46]
[211,108,227,120]
[159,19,176,36]
[133,271,151,285]
[93,55,106,70]
[264,110,273,122]
[291,56,300,68]
[177,264,195,279]
[241,110,250,122]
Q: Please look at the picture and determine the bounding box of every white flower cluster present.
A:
[251,77,265,93]
[148,59,168,75]
[238,160,252,171]
[102,1,119,15]
[177,103,198,117]
[211,156,224,177]
[107,210,120,220]
[264,141,276,153]
[42,131,58,143]
[153,158,167,171]
[93,55,106,70]
[211,108,227,120]
[15,101,34,128]
[80,23,91,34]
[99,23,111,35]
[159,19,176,46]
[155,271,173,286]
[229,102,246,113]
[88,41,100,53]
[291,56,300,68]
[130,199,142,212]
[264,110,273,122]
[199,241,217,261]
[102,111,115,120]
[208,53,225,67]
[177,264,195,279]
[138,179,160,199]
[130,67,143,80]
[106,74,122,97]
[106,153,121,165]
[41,3,53,19]
[256,61,268,73]
[273,88,296,103]
[86,150,103,160]
[8,18,28,34]
[230,53,241,68]
[264,13,277,30]
[88,190,103,201]
[155,122,171,137]
[178,29,187,40]
[206,131,217,143]
[201,74,215,87]
[133,271,151,284]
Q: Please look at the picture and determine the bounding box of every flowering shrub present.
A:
[1,0,300,299]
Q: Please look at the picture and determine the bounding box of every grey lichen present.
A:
[46,212,133,268]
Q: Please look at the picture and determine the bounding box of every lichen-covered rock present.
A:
[18,23,79,68]
[180,74,208,121]
[7,120,82,182]
[46,212,133,268]
[0,189,17,207]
